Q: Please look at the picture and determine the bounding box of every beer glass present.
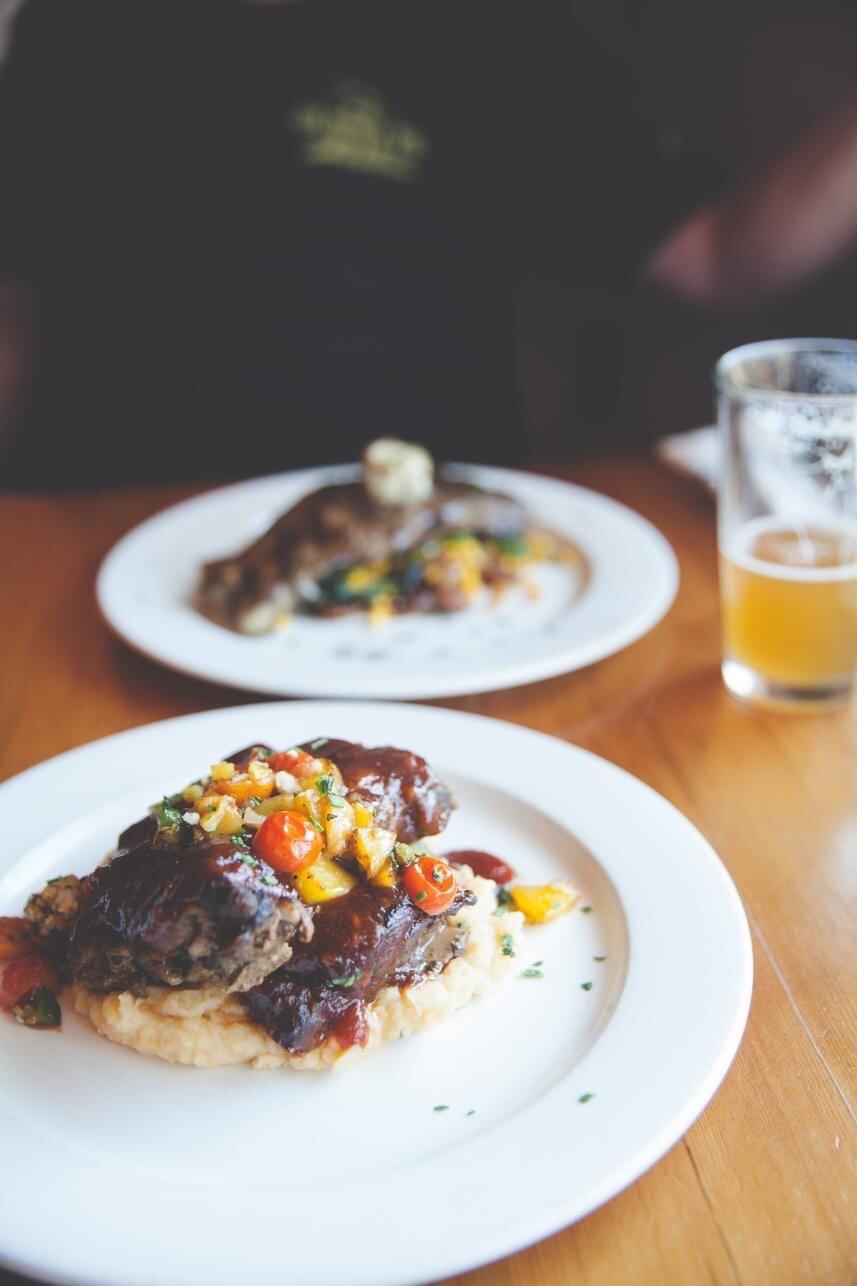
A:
[716,338,857,708]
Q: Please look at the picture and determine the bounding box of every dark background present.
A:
[517,0,857,457]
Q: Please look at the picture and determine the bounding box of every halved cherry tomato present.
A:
[251,810,324,874]
[402,856,457,916]
[268,749,317,780]
[0,954,59,1010]
[444,850,516,884]
[0,916,34,961]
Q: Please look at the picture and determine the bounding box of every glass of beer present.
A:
[716,338,857,708]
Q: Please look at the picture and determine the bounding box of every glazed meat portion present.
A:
[197,475,526,633]
[67,816,311,996]
[242,880,475,1054]
[302,738,454,843]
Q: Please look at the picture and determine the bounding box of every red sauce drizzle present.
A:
[444,850,516,885]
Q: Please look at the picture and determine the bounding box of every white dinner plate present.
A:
[96,464,678,698]
[0,702,752,1286]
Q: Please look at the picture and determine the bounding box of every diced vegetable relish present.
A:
[148,747,457,912]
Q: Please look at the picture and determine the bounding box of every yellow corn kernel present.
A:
[182,782,204,804]
[372,857,398,888]
[353,801,373,828]
[353,823,396,879]
[210,761,235,782]
[509,882,579,924]
[294,855,356,904]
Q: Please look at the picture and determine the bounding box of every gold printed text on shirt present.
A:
[291,81,428,182]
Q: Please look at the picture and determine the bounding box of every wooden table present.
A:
[1,457,854,1286]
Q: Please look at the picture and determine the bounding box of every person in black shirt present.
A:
[0,0,856,486]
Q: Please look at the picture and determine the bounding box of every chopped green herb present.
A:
[594,955,607,963]
[495,535,530,557]
[433,1104,450,1113]
[157,797,184,830]
[430,864,445,883]
[581,981,593,991]
[521,967,544,979]
[578,1093,595,1104]
[316,774,335,796]
[308,817,324,833]
[581,905,593,914]
[330,972,362,988]
[495,886,514,910]
[248,795,262,807]
[261,874,279,888]
[532,960,543,968]
[416,891,427,903]
[466,1109,476,1117]
[231,831,249,848]
[501,933,516,958]
[238,854,259,868]
[326,814,337,822]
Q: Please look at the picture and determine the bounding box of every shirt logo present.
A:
[290,80,428,183]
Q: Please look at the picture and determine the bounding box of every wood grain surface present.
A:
[0,457,854,1286]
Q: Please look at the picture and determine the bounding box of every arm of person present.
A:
[647,95,857,305]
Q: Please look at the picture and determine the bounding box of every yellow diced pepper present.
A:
[509,882,579,924]
[353,801,374,828]
[372,857,398,888]
[294,855,356,904]
[210,761,235,781]
[182,782,204,803]
[256,794,297,816]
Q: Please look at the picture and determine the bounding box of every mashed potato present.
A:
[72,872,526,1071]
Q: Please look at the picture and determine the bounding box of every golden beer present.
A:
[720,519,857,690]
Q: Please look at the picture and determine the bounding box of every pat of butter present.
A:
[364,437,434,507]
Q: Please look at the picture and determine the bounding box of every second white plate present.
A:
[96,464,679,698]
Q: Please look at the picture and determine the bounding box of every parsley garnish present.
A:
[532,960,543,967]
[416,891,427,902]
[433,1104,450,1113]
[521,967,544,979]
[581,905,593,914]
[157,798,184,830]
[330,972,362,988]
[316,775,335,796]
[495,535,530,557]
[466,1109,476,1117]
[594,955,607,962]
[238,854,259,868]
[578,1093,595,1104]
[261,874,279,888]
[231,831,249,848]
[495,887,514,910]
[501,933,516,958]
[581,981,593,991]
[307,816,324,833]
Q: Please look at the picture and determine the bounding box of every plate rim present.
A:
[0,701,753,1286]
[95,462,680,699]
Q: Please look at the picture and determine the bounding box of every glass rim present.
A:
[714,337,857,404]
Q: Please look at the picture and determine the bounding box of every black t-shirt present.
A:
[0,0,705,486]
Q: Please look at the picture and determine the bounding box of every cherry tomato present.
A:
[402,856,457,916]
[251,810,324,874]
[0,916,34,961]
[268,749,317,780]
[0,954,59,1010]
[444,850,516,884]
